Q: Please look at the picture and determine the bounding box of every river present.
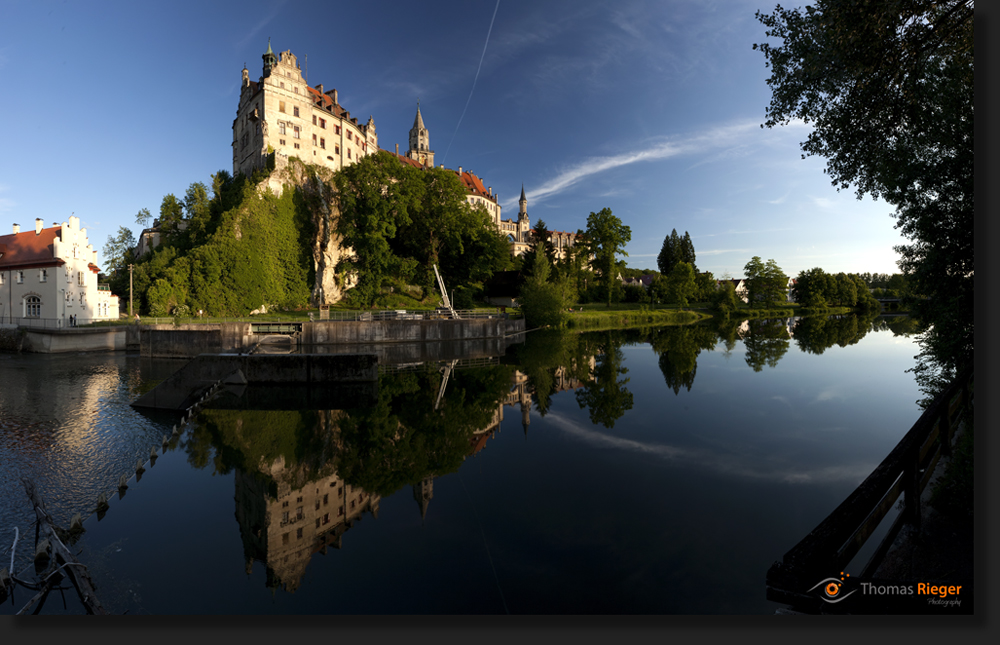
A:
[0,314,923,614]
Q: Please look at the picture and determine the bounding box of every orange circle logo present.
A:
[826,582,840,597]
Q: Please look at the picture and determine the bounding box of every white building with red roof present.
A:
[0,216,120,326]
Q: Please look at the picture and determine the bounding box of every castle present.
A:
[233,42,578,270]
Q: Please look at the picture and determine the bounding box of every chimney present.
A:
[12,223,19,234]
[395,143,399,155]
[332,89,338,105]
[488,186,492,195]
[458,166,463,175]
[316,83,324,94]
[35,218,43,235]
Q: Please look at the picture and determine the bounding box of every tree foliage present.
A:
[754,0,974,381]
[665,261,697,310]
[585,208,631,308]
[743,256,787,308]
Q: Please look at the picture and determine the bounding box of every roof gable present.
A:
[0,227,62,268]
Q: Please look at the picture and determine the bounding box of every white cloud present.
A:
[506,120,760,210]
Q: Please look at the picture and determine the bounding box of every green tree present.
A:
[135,208,152,228]
[519,248,571,328]
[754,0,973,384]
[657,228,682,276]
[585,208,631,308]
[743,256,787,308]
[680,231,697,271]
[694,270,715,302]
[102,225,136,298]
[666,261,696,310]
[159,194,184,242]
[710,279,739,316]
[743,318,791,372]
[792,267,834,307]
[183,182,212,247]
[334,151,413,308]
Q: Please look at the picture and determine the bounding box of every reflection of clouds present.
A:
[771,395,792,407]
[546,413,875,485]
[813,388,844,403]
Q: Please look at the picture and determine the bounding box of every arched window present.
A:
[25,295,41,318]
[507,234,514,242]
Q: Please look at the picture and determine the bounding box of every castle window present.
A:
[39,269,47,283]
[347,131,352,141]
[78,271,85,286]
[280,139,285,145]
[312,134,317,145]
[312,115,316,125]
[24,295,41,317]
[279,122,286,135]
[279,101,285,113]
[347,150,351,159]
[17,271,24,284]
[335,126,341,135]
[294,86,298,94]
[280,82,285,89]
[293,107,299,117]
[319,118,326,129]
[294,143,300,149]
[293,126,300,139]
[320,138,325,149]
[335,145,340,154]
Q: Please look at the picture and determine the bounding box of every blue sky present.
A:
[0,0,909,278]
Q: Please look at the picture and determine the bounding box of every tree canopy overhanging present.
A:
[754,0,973,388]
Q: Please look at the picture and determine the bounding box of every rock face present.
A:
[266,157,353,306]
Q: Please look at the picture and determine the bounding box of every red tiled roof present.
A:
[0,227,63,269]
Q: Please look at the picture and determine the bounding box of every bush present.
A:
[622,284,648,303]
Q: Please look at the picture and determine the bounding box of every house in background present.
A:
[0,217,120,326]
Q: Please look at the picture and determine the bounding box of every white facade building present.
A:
[0,217,120,326]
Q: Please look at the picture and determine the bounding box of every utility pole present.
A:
[129,264,133,317]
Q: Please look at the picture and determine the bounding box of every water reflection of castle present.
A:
[234,363,593,592]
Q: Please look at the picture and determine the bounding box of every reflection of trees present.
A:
[513,330,599,417]
[574,331,634,428]
[871,315,918,337]
[649,326,718,395]
[743,318,791,372]
[335,365,514,497]
[792,311,878,355]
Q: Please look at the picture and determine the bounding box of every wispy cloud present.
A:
[234,1,290,53]
[0,184,14,213]
[699,227,793,238]
[811,196,835,209]
[506,120,759,210]
[767,192,790,205]
[697,248,753,257]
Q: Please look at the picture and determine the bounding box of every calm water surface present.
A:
[0,316,923,614]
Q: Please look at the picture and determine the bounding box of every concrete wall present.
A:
[21,327,125,353]
[300,318,507,345]
[136,323,253,358]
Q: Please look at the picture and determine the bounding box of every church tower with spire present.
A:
[405,102,434,167]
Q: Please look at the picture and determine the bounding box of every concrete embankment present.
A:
[131,353,378,410]
[130,318,526,358]
[21,327,126,353]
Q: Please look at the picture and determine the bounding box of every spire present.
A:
[413,100,425,129]
[520,184,526,202]
[262,37,277,77]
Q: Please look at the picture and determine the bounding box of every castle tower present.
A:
[262,38,277,78]
[517,184,531,243]
[413,476,434,521]
[406,102,434,167]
